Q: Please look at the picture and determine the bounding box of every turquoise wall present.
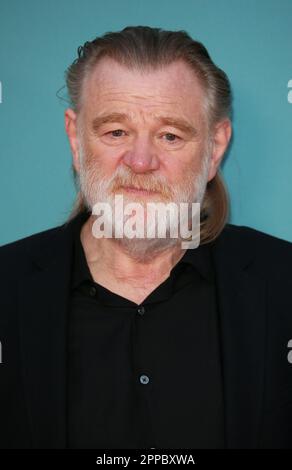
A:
[0,0,291,245]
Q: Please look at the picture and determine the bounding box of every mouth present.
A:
[120,186,159,196]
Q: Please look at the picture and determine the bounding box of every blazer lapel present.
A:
[18,220,75,448]
[212,227,267,449]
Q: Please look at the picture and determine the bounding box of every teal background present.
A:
[0,0,291,245]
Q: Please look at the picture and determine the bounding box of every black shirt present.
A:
[67,211,224,449]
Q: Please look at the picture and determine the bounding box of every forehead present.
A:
[81,57,206,124]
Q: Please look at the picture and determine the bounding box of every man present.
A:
[0,26,292,449]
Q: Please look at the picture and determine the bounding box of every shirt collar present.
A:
[174,241,215,282]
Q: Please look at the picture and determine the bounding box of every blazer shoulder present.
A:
[0,223,65,278]
[224,223,292,249]
[221,223,292,279]
[0,224,62,252]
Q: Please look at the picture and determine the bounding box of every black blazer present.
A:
[1,214,292,449]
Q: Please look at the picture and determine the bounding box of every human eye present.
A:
[100,128,129,144]
[107,129,127,138]
[161,132,182,145]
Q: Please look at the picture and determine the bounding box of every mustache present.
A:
[110,171,173,199]
[79,145,175,199]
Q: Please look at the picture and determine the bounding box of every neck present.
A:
[80,214,186,287]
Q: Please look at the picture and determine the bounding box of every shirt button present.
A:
[139,374,150,385]
[89,286,97,297]
[137,306,145,316]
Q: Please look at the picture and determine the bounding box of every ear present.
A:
[207,119,232,182]
[65,108,81,173]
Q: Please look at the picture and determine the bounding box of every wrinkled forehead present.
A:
[79,57,208,125]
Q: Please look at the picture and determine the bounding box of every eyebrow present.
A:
[91,112,198,137]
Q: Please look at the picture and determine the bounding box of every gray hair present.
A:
[65,25,232,128]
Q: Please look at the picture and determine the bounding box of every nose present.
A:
[122,134,160,173]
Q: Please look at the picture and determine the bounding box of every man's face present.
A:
[76,57,211,195]
[66,57,228,257]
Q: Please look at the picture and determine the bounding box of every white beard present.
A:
[77,139,212,262]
